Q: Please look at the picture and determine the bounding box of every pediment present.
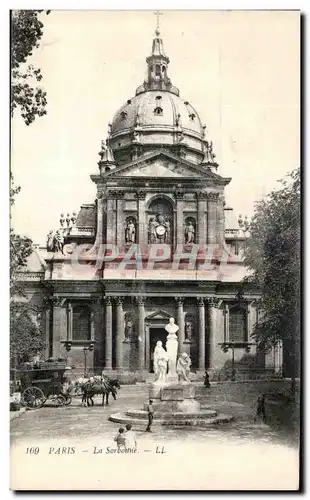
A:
[104,150,219,179]
[145,309,172,321]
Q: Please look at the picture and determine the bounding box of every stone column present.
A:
[116,192,125,252]
[216,193,225,245]
[208,298,220,369]
[136,191,147,254]
[93,192,105,247]
[196,192,207,246]
[175,191,184,246]
[67,302,73,340]
[106,192,116,245]
[175,297,185,350]
[115,297,124,371]
[52,297,66,358]
[207,192,219,245]
[44,301,52,358]
[197,297,206,370]
[137,297,146,371]
[105,297,113,370]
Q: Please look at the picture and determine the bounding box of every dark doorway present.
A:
[149,328,167,373]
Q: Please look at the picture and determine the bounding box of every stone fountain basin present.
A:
[109,411,234,427]
[126,409,218,419]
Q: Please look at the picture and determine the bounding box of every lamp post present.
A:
[83,344,94,377]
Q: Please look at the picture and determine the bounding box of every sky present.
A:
[11,10,300,245]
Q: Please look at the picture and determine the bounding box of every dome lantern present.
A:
[136,18,179,97]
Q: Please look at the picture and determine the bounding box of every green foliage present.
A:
[11,10,50,125]
[244,169,300,366]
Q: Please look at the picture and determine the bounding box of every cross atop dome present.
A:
[154,10,163,35]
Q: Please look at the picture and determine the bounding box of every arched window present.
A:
[229,305,247,342]
[72,305,91,341]
[154,95,163,116]
[155,64,161,76]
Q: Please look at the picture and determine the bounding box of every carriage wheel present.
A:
[21,387,45,409]
[54,395,66,407]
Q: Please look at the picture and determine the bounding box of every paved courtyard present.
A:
[10,383,300,491]
[11,382,299,446]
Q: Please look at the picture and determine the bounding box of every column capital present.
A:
[43,296,52,307]
[104,296,112,306]
[174,191,184,201]
[136,296,146,306]
[196,297,205,306]
[174,296,184,305]
[207,192,219,202]
[114,296,124,306]
[195,191,208,200]
[135,190,146,200]
[51,297,65,307]
[207,297,220,308]
[108,189,125,199]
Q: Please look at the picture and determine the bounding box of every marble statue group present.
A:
[153,317,192,386]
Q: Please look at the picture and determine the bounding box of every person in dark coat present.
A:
[145,400,154,432]
[256,394,267,422]
[204,370,211,388]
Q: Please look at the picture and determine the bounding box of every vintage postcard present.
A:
[10,9,300,491]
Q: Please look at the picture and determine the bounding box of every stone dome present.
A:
[111,91,203,137]
[107,28,208,166]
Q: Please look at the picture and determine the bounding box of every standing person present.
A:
[125,423,137,450]
[255,394,267,423]
[114,427,126,450]
[145,400,154,432]
[204,370,211,388]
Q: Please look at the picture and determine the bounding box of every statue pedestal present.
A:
[147,382,200,413]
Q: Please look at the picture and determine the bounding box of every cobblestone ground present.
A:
[10,383,299,448]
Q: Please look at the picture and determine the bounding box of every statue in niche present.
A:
[185,321,193,342]
[125,218,136,244]
[148,217,157,244]
[177,353,192,383]
[124,319,133,342]
[148,214,170,244]
[185,220,195,244]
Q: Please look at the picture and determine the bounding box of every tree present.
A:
[11,10,50,126]
[10,179,45,365]
[10,13,50,365]
[244,169,300,387]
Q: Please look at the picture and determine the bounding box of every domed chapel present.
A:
[20,21,283,379]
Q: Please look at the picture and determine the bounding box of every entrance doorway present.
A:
[149,328,167,373]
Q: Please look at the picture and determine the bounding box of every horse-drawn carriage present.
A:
[13,360,73,409]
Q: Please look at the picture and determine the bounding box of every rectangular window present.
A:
[229,308,246,342]
[72,306,91,340]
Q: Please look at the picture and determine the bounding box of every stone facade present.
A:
[17,26,283,380]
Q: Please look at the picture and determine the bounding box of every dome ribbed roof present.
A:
[111,91,203,138]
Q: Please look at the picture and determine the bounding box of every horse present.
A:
[77,376,121,407]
